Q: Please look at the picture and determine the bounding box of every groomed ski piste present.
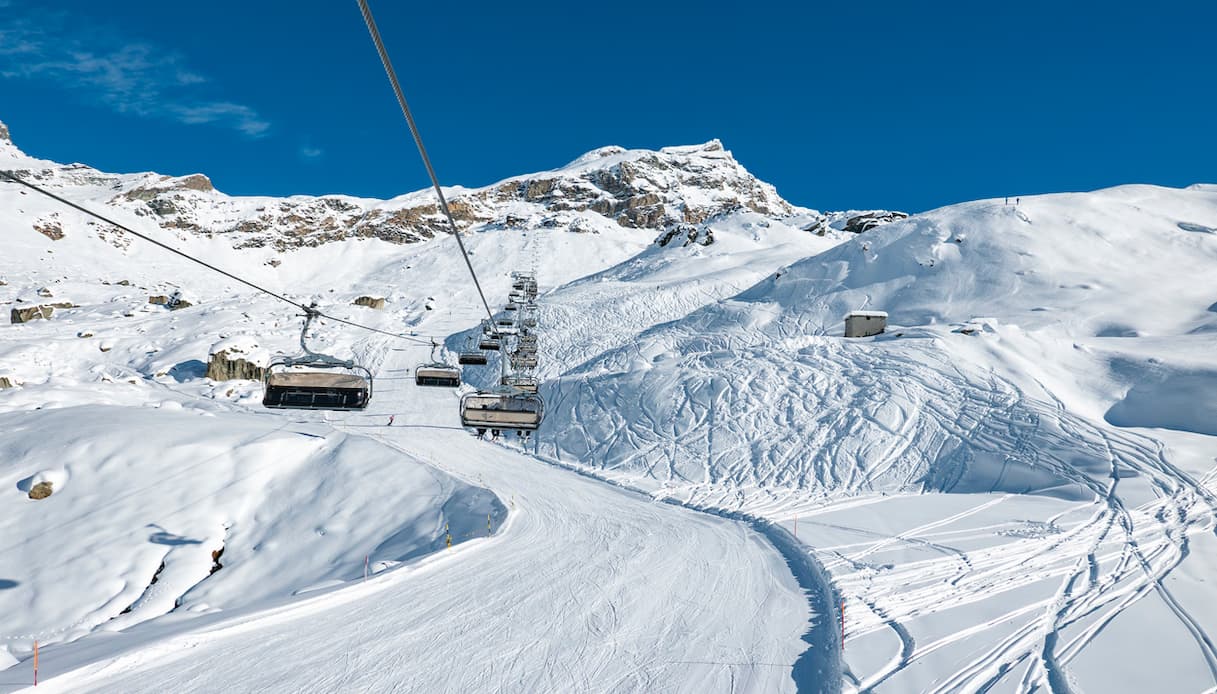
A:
[2,121,1216,692]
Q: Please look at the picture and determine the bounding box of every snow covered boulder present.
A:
[11,305,54,323]
[206,336,270,382]
[353,295,386,309]
[148,290,195,310]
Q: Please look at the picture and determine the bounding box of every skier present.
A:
[388,415,395,426]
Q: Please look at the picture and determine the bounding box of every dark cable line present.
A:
[0,169,435,346]
[355,0,500,334]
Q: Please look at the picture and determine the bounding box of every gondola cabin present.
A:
[415,365,461,387]
[263,370,371,410]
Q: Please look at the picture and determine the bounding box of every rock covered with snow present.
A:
[0,128,832,252]
[206,335,270,381]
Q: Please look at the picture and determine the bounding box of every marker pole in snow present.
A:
[840,599,845,650]
[364,555,369,582]
[33,640,37,686]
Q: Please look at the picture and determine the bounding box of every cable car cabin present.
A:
[504,302,518,311]
[460,391,544,432]
[263,371,371,410]
[518,335,538,347]
[415,365,461,388]
[458,351,488,365]
[478,337,501,351]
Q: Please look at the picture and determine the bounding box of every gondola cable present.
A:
[355,0,499,334]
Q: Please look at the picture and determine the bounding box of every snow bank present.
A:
[0,405,500,664]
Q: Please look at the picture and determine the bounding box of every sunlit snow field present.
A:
[2,128,1216,692]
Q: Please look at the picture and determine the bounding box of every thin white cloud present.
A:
[0,9,270,137]
[299,145,324,160]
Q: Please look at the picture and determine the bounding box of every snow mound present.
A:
[0,405,501,660]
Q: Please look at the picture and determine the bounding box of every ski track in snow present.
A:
[14,348,817,694]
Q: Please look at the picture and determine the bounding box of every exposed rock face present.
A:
[353,296,386,309]
[206,350,266,381]
[0,376,15,389]
[844,211,909,233]
[0,121,9,142]
[11,305,54,323]
[8,135,849,254]
[206,336,269,381]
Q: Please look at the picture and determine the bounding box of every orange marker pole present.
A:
[840,599,845,651]
[33,640,38,686]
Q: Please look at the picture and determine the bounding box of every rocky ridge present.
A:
[0,120,903,252]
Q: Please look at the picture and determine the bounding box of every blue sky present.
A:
[1,1,1213,212]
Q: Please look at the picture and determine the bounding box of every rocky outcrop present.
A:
[14,133,818,253]
[206,336,269,381]
[34,217,64,241]
[11,305,54,323]
[844,211,909,234]
[0,121,9,142]
[353,296,386,309]
[148,294,193,310]
[0,376,16,389]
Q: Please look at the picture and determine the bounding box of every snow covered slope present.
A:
[4,111,1217,692]
[539,185,1217,497]
[532,185,1217,690]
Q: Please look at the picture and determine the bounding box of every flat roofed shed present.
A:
[844,310,888,338]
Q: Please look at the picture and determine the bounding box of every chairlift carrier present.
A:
[415,341,461,387]
[263,309,373,410]
[460,388,544,432]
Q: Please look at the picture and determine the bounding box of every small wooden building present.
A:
[845,310,887,338]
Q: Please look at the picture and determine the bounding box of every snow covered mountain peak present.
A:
[0,126,823,252]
